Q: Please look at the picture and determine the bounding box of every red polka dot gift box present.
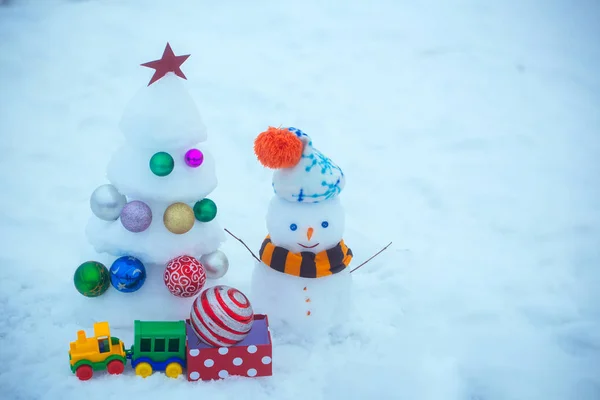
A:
[185,314,273,381]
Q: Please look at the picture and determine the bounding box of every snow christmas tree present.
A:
[84,43,227,297]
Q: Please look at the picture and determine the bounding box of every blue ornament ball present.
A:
[109,256,146,293]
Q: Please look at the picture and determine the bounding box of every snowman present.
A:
[250,126,354,340]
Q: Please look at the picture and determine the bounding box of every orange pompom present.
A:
[254,127,304,169]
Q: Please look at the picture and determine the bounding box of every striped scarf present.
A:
[259,235,353,278]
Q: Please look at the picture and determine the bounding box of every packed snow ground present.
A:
[1,0,599,399]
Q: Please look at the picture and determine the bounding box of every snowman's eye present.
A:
[290,223,298,231]
[321,221,329,228]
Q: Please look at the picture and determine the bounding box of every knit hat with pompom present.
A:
[254,127,345,203]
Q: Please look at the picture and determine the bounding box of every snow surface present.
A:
[1,0,600,399]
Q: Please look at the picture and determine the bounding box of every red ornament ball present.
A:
[163,255,206,297]
[190,285,254,347]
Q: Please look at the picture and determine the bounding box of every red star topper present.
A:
[141,43,190,86]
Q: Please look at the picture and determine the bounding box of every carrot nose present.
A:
[307,227,314,241]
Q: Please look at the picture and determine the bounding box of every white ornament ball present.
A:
[200,251,229,279]
[90,184,127,221]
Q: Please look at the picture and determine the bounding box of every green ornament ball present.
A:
[74,261,110,297]
[193,199,217,222]
[149,152,174,177]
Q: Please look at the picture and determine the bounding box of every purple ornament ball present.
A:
[185,148,204,168]
[120,201,152,232]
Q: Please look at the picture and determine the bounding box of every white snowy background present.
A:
[1,0,599,399]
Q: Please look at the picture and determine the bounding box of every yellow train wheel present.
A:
[135,362,153,378]
[165,362,183,378]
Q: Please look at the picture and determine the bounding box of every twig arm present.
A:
[224,228,261,263]
[349,241,392,273]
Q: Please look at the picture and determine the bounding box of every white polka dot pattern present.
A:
[261,356,272,364]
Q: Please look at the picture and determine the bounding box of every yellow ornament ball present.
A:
[163,202,195,234]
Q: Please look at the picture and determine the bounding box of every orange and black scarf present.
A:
[259,235,353,278]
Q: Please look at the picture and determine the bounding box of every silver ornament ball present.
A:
[90,184,127,221]
[200,250,229,279]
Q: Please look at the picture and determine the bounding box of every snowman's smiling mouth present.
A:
[298,243,319,249]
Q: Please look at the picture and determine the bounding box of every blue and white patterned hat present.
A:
[269,127,345,203]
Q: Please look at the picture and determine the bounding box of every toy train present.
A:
[68,315,273,381]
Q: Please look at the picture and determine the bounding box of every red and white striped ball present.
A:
[190,285,254,347]
[163,255,206,298]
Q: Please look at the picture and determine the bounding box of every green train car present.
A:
[129,320,187,378]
